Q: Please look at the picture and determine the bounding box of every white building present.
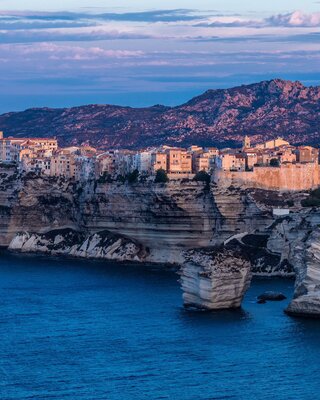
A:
[135,151,152,173]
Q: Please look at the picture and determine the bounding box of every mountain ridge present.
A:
[0,78,319,149]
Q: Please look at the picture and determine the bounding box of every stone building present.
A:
[255,137,289,150]
[296,146,319,163]
[151,152,167,173]
[95,152,116,176]
[166,148,192,174]
[242,135,251,150]
[216,153,246,171]
[135,151,153,173]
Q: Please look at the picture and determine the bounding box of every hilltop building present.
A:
[151,152,167,173]
[0,136,57,163]
[242,135,251,150]
[254,137,289,150]
[166,148,192,174]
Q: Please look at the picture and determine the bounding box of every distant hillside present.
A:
[0,79,319,149]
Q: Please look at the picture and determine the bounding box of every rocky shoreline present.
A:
[9,229,149,263]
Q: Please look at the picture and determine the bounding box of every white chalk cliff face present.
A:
[286,228,320,317]
[180,247,252,310]
[0,167,272,263]
[9,229,148,262]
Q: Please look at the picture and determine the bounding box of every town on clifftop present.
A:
[0,131,319,191]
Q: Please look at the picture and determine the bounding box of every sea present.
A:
[0,251,319,400]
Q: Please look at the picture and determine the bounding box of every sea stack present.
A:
[180,246,252,310]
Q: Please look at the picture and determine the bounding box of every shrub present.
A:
[154,169,169,183]
[311,188,320,199]
[0,163,16,169]
[116,174,126,183]
[97,172,113,184]
[127,169,139,184]
[269,158,280,167]
[193,170,211,184]
[301,197,320,208]
[139,173,149,183]
[286,200,294,207]
[301,187,320,207]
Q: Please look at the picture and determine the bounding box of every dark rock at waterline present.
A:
[257,292,287,302]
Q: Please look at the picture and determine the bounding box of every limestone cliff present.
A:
[0,166,80,247]
[0,167,272,264]
[226,234,293,277]
[9,229,148,262]
[264,209,320,277]
[80,180,217,263]
[180,246,251,310]
[231,210,320,316]
[285,228,320,317]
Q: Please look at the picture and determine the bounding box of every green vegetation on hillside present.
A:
[154,169,169,183]
[301,188,320,207]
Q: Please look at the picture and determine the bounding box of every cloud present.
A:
[190,32,320,44]
[0,18,94,30]
[0,9,207,42]
[0,7,318,113]
[266,10,320,27]
[2,41,318,69]
[196,10,320,28]
[9,43,145,60]
[0,8,318,45]
[0,9,205,25]
[0,28,152,43]
[195,18,258,28]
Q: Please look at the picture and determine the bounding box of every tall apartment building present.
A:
[135,151,153,173]
[151,152,167,173]
[166,148,192,174]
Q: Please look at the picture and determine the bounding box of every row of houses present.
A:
[94,145,219,178]
[0,131,318,181]
[0,132,98,180]
[217,136,319,172]
[0,132,58,163]
[0,133,219,179]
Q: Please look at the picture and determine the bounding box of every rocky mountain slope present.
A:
[0,79,319,149]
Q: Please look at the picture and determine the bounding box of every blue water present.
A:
[0,252,320,400]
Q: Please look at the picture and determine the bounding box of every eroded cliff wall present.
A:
[0,167,273,263]
[0,167,79,247]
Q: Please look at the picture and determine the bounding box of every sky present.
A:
[0,0,319,112]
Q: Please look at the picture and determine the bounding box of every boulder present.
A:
[257,292,287,302]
